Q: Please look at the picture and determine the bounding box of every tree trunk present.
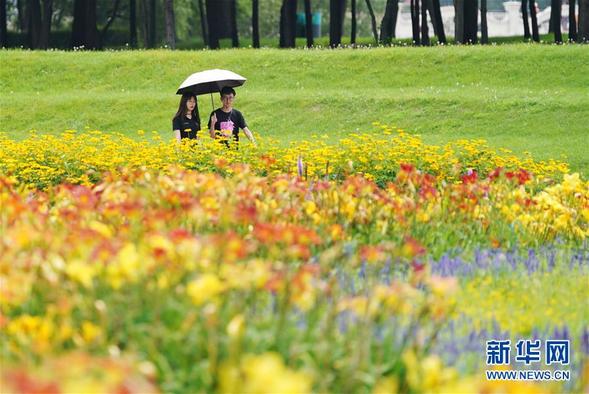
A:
[140,0,149,47]
[569,0,577,41]
[139,0,156,48]
[230,0,238,47]
[39,0,53,49]
[280,0,297,48]
[454,0,464,43]
[579,0,589,41]
[72,0,85,46]
[464,0,478,43]
[365,0,379,43]
[198,0,208,47]
[549,3,556,33]
[130,0,137,47]
[551,0,562,42]
[252,0,259,48]
[205,0,220,49]
[411,0,420,44]
[421,0,429,45]
[481,0,488,44]
[0,0,7,47]
[304,0,313,47]
[86,0,98,48]
[351,0,357,44]
[529,0,540,41]
[72,0,98,49]
[149,0,156,47]
[17,0,26,31]
[429,0,446,43]
[27,0,42,48]
[522,0,531,39]
[100,0,121,48]
[329,0,345,47]
[164,0,176,48]
[380,0,399,43]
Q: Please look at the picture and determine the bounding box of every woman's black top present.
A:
[173,115,200,139]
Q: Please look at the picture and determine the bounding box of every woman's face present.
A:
[185,97,196,112]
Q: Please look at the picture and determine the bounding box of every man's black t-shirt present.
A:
[173,115,200,139]
[207,109,247,142]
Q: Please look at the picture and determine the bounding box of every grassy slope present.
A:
[1,45,588,174]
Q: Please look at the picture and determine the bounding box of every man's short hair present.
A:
[220,86,236,97]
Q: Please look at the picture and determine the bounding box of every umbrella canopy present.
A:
[176,69,247,96]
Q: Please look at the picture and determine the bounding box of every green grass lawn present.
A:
[1,44,588,175]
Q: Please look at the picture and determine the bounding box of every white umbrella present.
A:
[176,69,247,109]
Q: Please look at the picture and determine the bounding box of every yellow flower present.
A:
[373,377,398,394]
[220,352,312,394]
[81,321,102,343]
[186,273,225,306]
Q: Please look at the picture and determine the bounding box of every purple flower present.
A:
[297,155,304,178]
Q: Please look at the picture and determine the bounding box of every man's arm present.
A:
[242,127,256,145]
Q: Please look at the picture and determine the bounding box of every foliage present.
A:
[1,160,588,392]
[0,126,571,189]
[1,47,587,175]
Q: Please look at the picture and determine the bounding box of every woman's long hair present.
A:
[173,93,199,121]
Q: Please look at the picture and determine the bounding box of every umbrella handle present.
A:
[210,93,214,111]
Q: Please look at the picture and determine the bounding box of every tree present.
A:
[139,0,156,48]
[410,0,420,44]
[529,0,540,42]
[481,0,488,44]
[149,0,155,47]
[0,0,6,47]
[580,0,589,42]
[205,0,219,49]
[351,0,357,44]
[420,0,429,45]
[27,0,42,48]
[365,0,378,43]
[100,0,122,48]
[454,0,463,43]
[230,0,238,47]
[304,0,313,47]
[329,0,345,47]
[522,0,531,39]
[455,0,478,44]
[429,0,446,44]
[380,0,399,44]
[17,0,25,32]
[551,0,562,43]
[206,0,237,49]
[72,0,98,49]
[280,0,297,48]
[252,0,259,48]
[129,0,137,47]
[198,0,208,47]
[568,0,577,41]
[465,0,478,43]
[164,0,176,48]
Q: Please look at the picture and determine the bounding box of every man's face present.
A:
[221,94,235,106]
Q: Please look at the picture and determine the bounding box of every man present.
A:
[208,87,256,146]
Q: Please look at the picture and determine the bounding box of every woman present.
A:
[173,93,200,141]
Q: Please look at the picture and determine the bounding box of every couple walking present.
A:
[173,86,256,145]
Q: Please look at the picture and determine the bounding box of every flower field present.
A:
[1,126,588,393]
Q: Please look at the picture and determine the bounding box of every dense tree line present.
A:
[1,0,587,49]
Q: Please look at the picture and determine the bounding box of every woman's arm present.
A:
[174,130,181,142]
[209,113,217,138]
